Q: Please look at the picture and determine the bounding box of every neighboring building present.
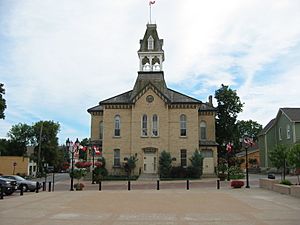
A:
[258,108,300,168]
[88,23,218,176]
[0,156,37,176]
[235,146,260,171]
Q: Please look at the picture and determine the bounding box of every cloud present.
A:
[0,0,300,142]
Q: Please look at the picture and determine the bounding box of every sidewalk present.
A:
[1,187,299,225]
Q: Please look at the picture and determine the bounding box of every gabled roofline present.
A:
[280,108,300,122]
[167,88,202,104]
[100,90,133,105]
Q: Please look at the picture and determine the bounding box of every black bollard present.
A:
[186,179,190,190]
[0,186,4,199]
[20,184,23,196]
[48,182,51,192]
[157,180,160,190]
[42,182,46,191]
[36,182,39,193]
[217,179,220,189]
[99,181,102,191]
[128,181,131,191]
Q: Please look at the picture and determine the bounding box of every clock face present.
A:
[146,95,154,103]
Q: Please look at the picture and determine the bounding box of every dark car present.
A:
[0,177,18,195]
[267,173,276,179]
[1,175,41,192]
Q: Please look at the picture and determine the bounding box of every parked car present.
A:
[0,177,17,195]
[1,175,41,192]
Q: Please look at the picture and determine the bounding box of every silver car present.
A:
[1,175,41,192]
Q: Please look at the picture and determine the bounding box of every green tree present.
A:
[159,150,172,178]
[237,120,262,142]
[0,83,6,119]
[7,123,34,156]
[31,121,61,173]
[269,144,289,180]
[188,150,204,178]
[215,84,244,157]
[124,155,138,178]
[288,144,300,184]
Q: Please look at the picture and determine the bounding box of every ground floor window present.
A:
[180,149,187,167]
[114,149,120,166]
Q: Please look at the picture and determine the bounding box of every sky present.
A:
[0,0,300,144]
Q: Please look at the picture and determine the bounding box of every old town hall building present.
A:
[88,24,217,176]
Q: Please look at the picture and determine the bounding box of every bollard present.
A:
[99,181,101,191]
[128,181,131,191]
[157,180,160,190]
[217,179,220,189]
[42,182,46,191]
[20,184,23,196]
[52,173,55,192]
[48,182,51,192]
[36,182,39,193]
[186,179,190,190]
[0,186,4,199]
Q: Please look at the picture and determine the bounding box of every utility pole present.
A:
[37,122,43,177]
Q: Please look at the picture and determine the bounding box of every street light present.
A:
[66,138,80,191]
[91,146,95,184]
[242,135,253,188]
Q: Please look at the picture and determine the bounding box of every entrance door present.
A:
[143,152,157,174]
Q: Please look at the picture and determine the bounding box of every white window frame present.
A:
[287,124,291,139]
[152,114,159,137]
[180,149,187,167]
[279,127,282,140]
[114,115,121,137]
[180,114,187,136]
[141,114,148,136]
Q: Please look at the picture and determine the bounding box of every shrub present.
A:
[228,166,245,179]
[74,183,84,190]
[231,180,244,188]
[280,179,292,186]
[189,150,203,178]
[159,151,172,178]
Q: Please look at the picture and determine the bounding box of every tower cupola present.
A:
[138,24,164,72]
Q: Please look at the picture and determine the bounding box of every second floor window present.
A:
[180,114,187,136]
[279,127,282,140]
[152,114,158,136]
[99,121,103,140]
[142,114,148,136]
[200,121,207,140]
[114,115,120,137]
[287,125,291,139]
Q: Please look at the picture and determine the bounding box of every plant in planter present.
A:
[73,182,85,190]
[231,180,244,188]
[70,169,86,190]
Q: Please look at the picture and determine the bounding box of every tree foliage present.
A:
[159,150,172,178]
[0,83,6,119]
[237,120,262,141]
[215,84,244,157]
[269,144,289,180]
[188,150,204,178]
[288,144,300,184]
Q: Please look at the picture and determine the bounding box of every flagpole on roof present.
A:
[149,3,152,24]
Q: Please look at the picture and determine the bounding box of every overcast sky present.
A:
[0,0,300,143]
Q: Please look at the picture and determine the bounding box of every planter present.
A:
[231,180,244,188]
[74,183,84,191]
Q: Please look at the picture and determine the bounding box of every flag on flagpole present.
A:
[149,1,155,5]
[226,143,233,152]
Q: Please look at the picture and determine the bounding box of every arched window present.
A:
[99,121,103,140]
[200,121,207,140]
[142,114,148,136]
[180,114,187,136]
[148,35,154,50]
[114,115,120,137]
[152,114,158,136]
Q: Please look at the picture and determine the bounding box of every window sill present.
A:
[113,136,121,139]
[179,136,187,139]
[151,135,159,138]
[112,165,121,169]
[140,136,149,138]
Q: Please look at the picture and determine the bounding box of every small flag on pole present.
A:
[226,143,233,152]
[149,1,155,5]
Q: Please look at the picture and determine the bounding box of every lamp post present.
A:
[66,138,80,191]
[91,146,95,184]
[243,136,253,188]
